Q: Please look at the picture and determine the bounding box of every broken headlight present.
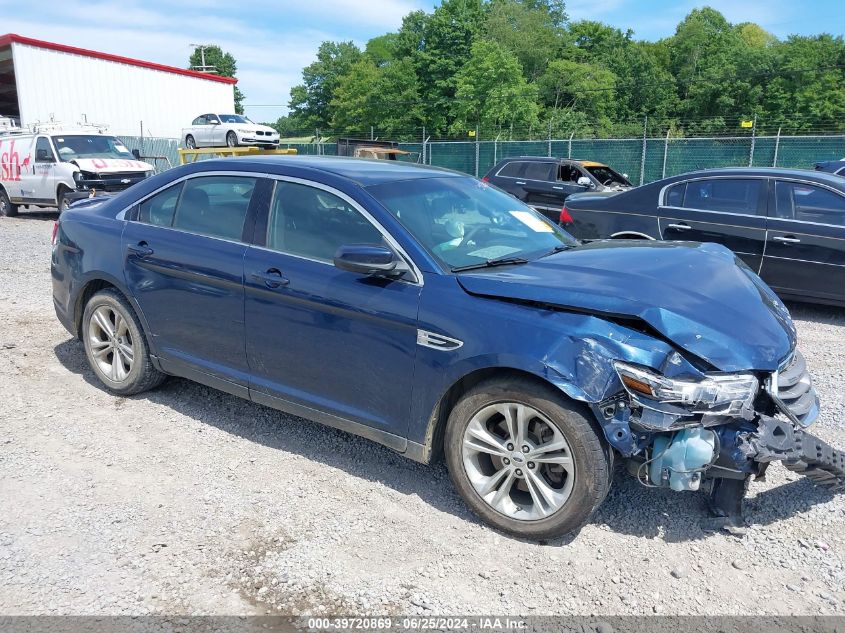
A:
[613,361,758,416]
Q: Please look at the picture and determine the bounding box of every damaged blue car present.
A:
[51,157,845,539]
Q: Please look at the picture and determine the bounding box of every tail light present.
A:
[559,206,573,224]
[51,221,59,246]
[481,176,490,183]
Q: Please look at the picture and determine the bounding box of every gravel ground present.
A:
[1,211,844,617]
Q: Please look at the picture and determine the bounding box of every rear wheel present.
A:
[82,289,166,395]
[0,188,18,217]
[57,187,73,212]
[444,376,611,539]
[185,135,197,149]
[226,131,238,147]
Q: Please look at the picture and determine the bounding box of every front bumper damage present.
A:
[592,350,844,525]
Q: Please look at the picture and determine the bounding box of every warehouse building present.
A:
[0,34,236,138]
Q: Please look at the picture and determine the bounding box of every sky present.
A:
[1,0,842,123]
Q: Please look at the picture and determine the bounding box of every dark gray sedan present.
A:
[563,167,845,307]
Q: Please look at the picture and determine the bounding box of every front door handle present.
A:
[514,181,526,185]
[127,242,154,258]
[772,235,801,245]
[251,268,290,289]
[665,223,691,231]
[552,186,564,190]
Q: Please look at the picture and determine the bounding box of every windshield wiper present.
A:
[537,244,573,259]
[451,256,530,273]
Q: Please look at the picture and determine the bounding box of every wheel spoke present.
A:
[92,345,112,359]
[114,312,127,337]
[490,471,516,508]
[478,467,510,496]
[117,342,134,364]
[92,309,114,337]
[497,403,529,446]
[464,419,508,458]
[532,438,570,456]
[524,469,558,512]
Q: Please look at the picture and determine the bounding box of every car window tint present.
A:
[683,179,762,214]
[775,181,845,226]
[665,182,685,206]
[171,176,256,240]
[522,162,553,181]
[497,162,524,178]
[192,116,205,125]
[267,182,384,262]
[138,182,183,227]
[558,165,580,182]
[35,137,54,162]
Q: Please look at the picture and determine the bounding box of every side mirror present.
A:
[577,176,592,188]
[36,149,53,162]
[131,149,142,160]
[333,244,398,276]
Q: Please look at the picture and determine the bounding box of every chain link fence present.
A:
[119,132,845,183]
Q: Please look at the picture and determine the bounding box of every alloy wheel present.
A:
[461,402,575,521]
[88,305,135,383]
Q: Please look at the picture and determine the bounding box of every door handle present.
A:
[772,235,801,245]
[552,186,564,190]
[251,268,290,289]
[515,181,526,185]
[127,242,154,258]
[665,223,691,231]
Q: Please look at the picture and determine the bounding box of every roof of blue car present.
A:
[191,155,464,186]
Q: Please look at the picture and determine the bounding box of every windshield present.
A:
[219,114,252,124]
[367,177,578,270]
[585,165,630,187]
[51,135,134,161]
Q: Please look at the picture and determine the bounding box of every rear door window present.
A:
[522,162,554,181]
[171,176,257,241]
[497,162,525,178]
[682,179,763,215]
[664,182,686,207]
[138,183,183,227]
[775,181,845,226]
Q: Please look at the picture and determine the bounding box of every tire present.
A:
[0,187,19,217]
[444,376,611,539]
[82,289,166,396]
[226,131,238,148]
[185,135,197,150]
[57,188,73,213]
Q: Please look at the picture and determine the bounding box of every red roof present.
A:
[0,33,238,85]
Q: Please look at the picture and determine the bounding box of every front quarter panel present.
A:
[408,274,687,447]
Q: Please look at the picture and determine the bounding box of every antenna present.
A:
[189,44,218,74]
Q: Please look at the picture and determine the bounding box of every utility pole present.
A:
[190,44,217,73]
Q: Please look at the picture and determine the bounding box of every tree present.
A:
[538,59,617,121]
[189,45,245,114]
[288,41,363,130]
[416,0,486,132]
[330,58,424,138]
[450,40,539,135]
[483,0,569,82]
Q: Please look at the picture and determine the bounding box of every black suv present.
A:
[483,156,632,222]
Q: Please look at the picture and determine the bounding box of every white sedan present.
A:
[182,114,280,149]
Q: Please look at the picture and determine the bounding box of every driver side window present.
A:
[267,182,384,262]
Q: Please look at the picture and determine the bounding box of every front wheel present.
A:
[82,289,166,395]
[57,188,73,212]
[0,188,18,217]
[185,135,197,149]
[444,376,611,539]
[226,131,238,147]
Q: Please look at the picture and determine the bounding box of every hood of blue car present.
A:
[456,240,796,372]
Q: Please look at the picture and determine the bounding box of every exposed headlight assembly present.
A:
[613,361,758,418]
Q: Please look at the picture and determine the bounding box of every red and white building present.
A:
[0,34,237,138]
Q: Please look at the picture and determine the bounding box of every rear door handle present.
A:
[515,181,526,185]
[127,242,154,258]
[772,235,801,244]
[665,223,691,231]
[552,186,564,190]
[251,268,290,289]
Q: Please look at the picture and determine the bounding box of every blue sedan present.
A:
[51,156,843,538]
